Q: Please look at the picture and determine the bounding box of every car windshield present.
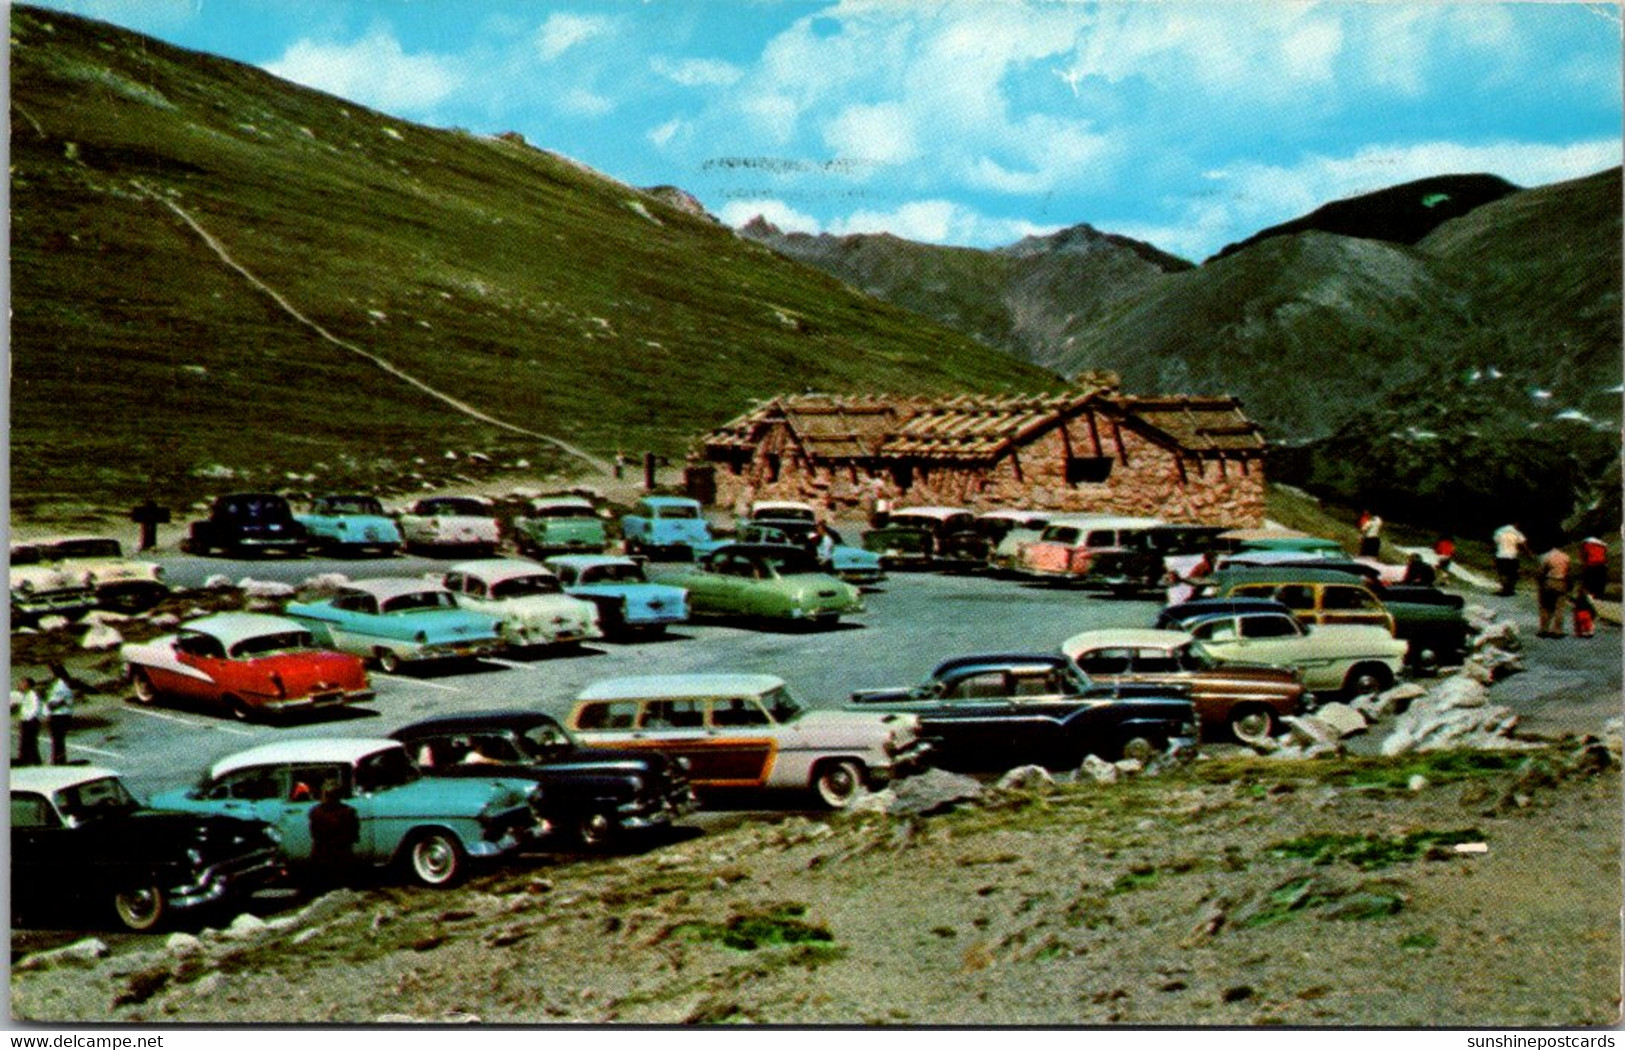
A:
[582,563,645,585]
[1043,526,1081,544]
[420,498,488,516]
[319,496,383,515]
[355,747,421,792]
[760,549,819,575]
[490,574,562,598]
[224,497,289,520]
[229,630,316,658]
[762,686,805,723]
[382,590,457,613]
[521,721,575,758]
[50,539,123,559]
[56,776,140,823]
[536,504,596,519]
[756,507,815,522]
[656,505,700,520]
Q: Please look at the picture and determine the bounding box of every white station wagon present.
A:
[566,674,927,809]
[437,559,602,648]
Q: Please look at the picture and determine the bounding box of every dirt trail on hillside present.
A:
[130,181,610,476]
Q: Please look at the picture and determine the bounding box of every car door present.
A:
[629,699,731,782]
[700,697,778,785]
[688,552,744,614]
[196,764,309,856]
[166,632,230,703]
[10,791,81,910]
[1320,584,1391,630]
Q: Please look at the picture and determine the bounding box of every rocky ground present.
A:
[10,733,1621,1027]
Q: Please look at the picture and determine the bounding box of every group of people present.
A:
[1494,523,1609,639]
[10,664,79,766]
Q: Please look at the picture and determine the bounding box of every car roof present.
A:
[393,710,563,736]
[445,558,554,582]
[577,674,785,702]
[1211,566,1378,586]
[889,506,970,519]
[636,496,700,507]
[1051,515,1165,530]
[750,500,814,512]
[1040,513,1130,527]
[207,738,401,779]
[1063,628,1195,652]
[975,509,1048,522]
[413,495,494,509]
[929,652,1074,677]
[312,493,379,503]
[10,765,124,795]
[180,612,311,646]
[705,544,818,563]
[342,578,452,599]
[546,554,635,570]
[530,495,594,509]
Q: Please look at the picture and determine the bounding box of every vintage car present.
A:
[1018,515,1166,581]
[513,495,608,556]
[295,494,402,557]
[1060,628,1306,743]
[398,495,502,555]
[977,510,1053,573]
[12,766,284,931]
[151,739,546,887]
[1217,529,1347,557]
[848,653,1198,772]
[436,559,601,648]
[286,578,504,672]
[694,521,886,585]
[122,612,374,722]
[1085,524,1229,595]
[545,554,689,636]
[391,710,697,848]
[566,674,927,809]
[862,506,978,569]
[10,541,96,625]
[1161,600,1408,697]
[619,496,713,559]
[31,535,169,612]
[183,492,310,557]
[1199,566,1468,669]
[656,544,865,626]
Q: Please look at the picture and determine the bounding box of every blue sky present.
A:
[33,0,1625,260]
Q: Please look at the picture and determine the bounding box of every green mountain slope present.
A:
[9,6,1056,516]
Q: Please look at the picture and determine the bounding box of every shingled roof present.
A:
[878,394,1093,461]
[1105,395,1267,457]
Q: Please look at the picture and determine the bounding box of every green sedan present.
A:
[656,544,864,627]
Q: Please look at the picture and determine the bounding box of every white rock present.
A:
[82,610,133,625]
[1113,758,1145,776]
[14,937,109,972]
[1078,754,1119,784]
[37,616,68,632]
[1313,702,1369,738]
[1432,676,1488,710]
[222,912,269,939]
[165,932,203,955]
[80,623,123,650]
[994,764,1057,792]
[1408,774,1430,793]
[300,572,351,592]
[238,578,296,598]
[202,574,235,590]
[1282,714,1341,747]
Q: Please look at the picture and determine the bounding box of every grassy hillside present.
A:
[9,6,1056,517]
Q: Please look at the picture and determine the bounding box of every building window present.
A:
[765,453,780,482]
[889,463,912,492]
[1066,456,1114,485]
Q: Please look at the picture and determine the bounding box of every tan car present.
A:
[1061,628,1305,744]
[566,674,926,809]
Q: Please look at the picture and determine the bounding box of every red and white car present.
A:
[398,496,502,555]
[122,612,373,722]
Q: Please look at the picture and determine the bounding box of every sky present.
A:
[29,0,1625,260]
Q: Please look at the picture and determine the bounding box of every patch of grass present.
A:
[1399,931,1439,951]
[1236,876,1407,928]
[668,902,833,952]
[1108,866,1160,895]
[1267,829,1484,869]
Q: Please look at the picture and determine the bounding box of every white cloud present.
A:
[651,56,743,88]
[648,118,684,148]
[537,13,609,60]
[822,102,917,166]
[558,87,614,118]
[740,93,802,144]
[263,27,461,114]
[828,199,1047,247]
[719,198,821,233]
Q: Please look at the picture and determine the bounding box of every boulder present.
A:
[848,789,896,815]
[1113,758,1145,777]
[82,610,133,625]
[202,574,235,590]
[238,578,296,598]
[37,616,68,632]
[885,768,985,816]
[993,765,1057,793]
[146,613,180,629]
[222,912,269,940]
[80,623,124,650]
[14,937,110,972]
[165,932,204,956]
[1473,620,1522,653]
[1281,715,1341,748]
[300,572,352,593]
[1462,650,1524,684]
[1312,702,1369,738]
[1078,754,1118,784]
[1431,676,1488,710]
[1464,605,1501,633]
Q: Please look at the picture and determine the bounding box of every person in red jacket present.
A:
[1579,536,1609,601]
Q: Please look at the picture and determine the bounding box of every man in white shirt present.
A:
[11,676,42,766]
[1493,523,1528,596]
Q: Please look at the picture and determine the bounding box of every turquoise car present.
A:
[620,496,713,559]
[514,495,608,556]
[296,495,402,557]
[656,544,864,627]
[545,554,690,636]
[151,739,545,887]
[286,578,503,672]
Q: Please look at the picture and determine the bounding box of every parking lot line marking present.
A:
[482,657,540,671]
[71,743,123,758]
[373,673,466,693]
[127,707,255,736]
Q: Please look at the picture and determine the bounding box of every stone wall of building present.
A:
[701,414,1266,527]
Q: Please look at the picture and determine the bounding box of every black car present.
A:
[1156,596,1291,630]
[182,492,309,557]
[1087,524,1229,595]
[391,710,698,849]
[11,766,284,931]
[848,653,1198,773]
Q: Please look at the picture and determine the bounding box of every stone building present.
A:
[689,389,1268,526]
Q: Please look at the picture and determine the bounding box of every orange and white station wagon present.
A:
[566,674,927,809]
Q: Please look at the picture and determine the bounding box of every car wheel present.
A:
[406,830,465,887]
[224,695,256,722]
[812,759,866,810]
[374,648,402,675]
[1342,663,1393,698]
[1120,737,1157,763]
[1228,705,1277,746]
[573,810,618,850]
[131,670,159,705]
[113,883,167,932]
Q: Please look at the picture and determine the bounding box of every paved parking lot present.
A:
[39,544,1623,800]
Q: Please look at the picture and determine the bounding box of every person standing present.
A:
[11,676,43,767]
[43,664,78,766]
[814,522,836,568]
[1432,534,1456,582]
[1536,542,1572,638]
[1579,536,1609,600]
[307,782,361,892]
[1357,511,1383,558]
[1493,522,1528,597]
